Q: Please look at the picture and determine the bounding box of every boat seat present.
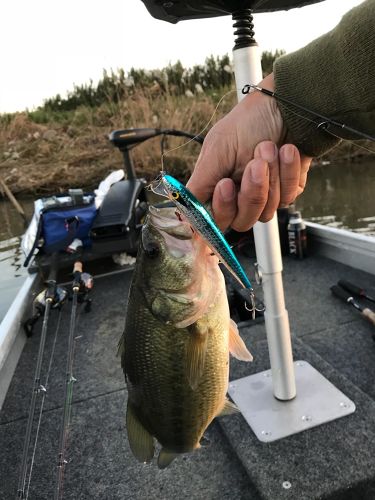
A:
[140,0,326,23]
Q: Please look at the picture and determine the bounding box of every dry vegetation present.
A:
[0,89,238,195]
[0,54,371,196]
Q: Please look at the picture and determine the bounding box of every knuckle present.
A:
[259,212,274,223]
[232,221,252,232]
[281,195,297,206]
[247,192,268,206]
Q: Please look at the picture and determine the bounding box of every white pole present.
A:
[232,18,296,401]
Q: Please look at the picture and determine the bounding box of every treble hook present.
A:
[244,291,265,319]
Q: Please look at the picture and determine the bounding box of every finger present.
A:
[296,155,312,197]
[212,178,237,231]
[279,144,301,206]
[187,125,237,204]
[253,141,280,222]
[231,158,269,232]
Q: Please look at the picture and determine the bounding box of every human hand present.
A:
[187,73,312,231]
[209,141,311,231]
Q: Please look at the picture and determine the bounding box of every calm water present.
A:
[296,160,375,236]
[0,198,34,320]
[0,160,374,320]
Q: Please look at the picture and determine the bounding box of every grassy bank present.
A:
[0,89,239,195]
[0,55,370,196]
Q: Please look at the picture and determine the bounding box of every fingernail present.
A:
[258,142,277,162]
[218,180,235,202]
[250,159,268,183]
[281,144,295,163]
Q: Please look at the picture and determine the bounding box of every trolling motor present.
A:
[89,129,148,255]
[90,127,203,255]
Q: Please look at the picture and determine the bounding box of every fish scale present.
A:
[123,279,229,453]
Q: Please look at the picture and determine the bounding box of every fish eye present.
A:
[144,242,160,259]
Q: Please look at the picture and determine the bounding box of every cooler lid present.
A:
[140,0,326,23]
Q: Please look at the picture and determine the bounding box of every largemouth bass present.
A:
[119,205,252,468]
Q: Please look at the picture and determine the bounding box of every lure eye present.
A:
[144,242,160,259]
[171,191,179,200]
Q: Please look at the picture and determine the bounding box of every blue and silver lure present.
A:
[152,173,256,316]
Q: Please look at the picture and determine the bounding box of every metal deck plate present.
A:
[228,361,356,442]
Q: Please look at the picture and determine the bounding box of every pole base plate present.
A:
[228,360,355,442]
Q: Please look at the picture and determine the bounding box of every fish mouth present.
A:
[147,205,196,259]
[148,205,193,240]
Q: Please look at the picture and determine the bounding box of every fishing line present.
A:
[25,310,63,500]
[160,89,237,172]
[318,128,375,156]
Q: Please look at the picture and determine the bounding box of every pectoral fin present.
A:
[158,448,179,469]
[229,319,253,361]
[126,402,154,463]
[185,321,209,390]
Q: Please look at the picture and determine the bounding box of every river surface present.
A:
[296,160,375,235]
[0,198,34,320]
[0,160,374,321]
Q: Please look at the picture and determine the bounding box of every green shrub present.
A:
[22,50,283,119]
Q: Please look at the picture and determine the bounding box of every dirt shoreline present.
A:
[0,113,371,197]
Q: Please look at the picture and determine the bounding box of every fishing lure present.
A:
[152,172,256,316]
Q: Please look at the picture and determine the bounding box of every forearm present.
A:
[274,0,375,157]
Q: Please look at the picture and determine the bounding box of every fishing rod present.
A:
[242,84,375,143]
[331,284,375,328]
[55,260,93,500]
[17,253,67,500]
[338,279,375,304]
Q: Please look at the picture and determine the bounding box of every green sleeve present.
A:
[274,0,375,157]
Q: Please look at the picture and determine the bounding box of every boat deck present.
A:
[1,251,375,499]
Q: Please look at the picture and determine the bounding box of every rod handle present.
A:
[45,253,59,300]
[72,260,83,289]
[330,285,352,303]
[338,280,363,298]
[362,308,375,327]
[46,252,59,284]
[73,261,83,273]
